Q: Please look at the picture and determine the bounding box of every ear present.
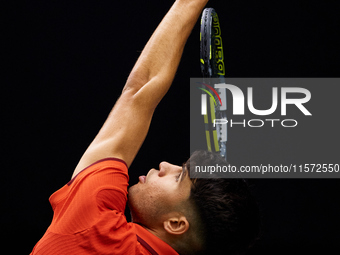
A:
[163,216,189,235]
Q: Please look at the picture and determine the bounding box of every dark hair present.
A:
[186,151,261,255]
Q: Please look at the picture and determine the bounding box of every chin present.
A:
[128,183,137,197]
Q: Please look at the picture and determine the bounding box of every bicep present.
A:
[72,88,156,178]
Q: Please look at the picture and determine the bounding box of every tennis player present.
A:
[30,0,260,254]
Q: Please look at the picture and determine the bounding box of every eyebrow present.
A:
[180,163,188,183]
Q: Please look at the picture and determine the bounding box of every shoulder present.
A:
[50,157,129,215]
[47,158,130,235]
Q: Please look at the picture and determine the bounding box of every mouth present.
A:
[138,175,146,184]
[139,168,157,184]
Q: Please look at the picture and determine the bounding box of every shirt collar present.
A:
[133,223,179,255]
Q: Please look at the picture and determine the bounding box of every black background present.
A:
[3,0,340,254]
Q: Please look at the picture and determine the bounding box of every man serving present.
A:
[31,0,260,254]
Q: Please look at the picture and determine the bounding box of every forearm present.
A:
[124,0,209,106]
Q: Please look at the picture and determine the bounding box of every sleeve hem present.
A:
[68,157,128,186]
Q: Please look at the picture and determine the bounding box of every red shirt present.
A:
[30,158,178,255]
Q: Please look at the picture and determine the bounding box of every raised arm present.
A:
[72,0,209,178]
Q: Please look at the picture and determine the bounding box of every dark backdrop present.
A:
[3,1,340,254]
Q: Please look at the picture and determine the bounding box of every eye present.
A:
[175,173,181,182]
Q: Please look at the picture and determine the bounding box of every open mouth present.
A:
[138,175,146,183]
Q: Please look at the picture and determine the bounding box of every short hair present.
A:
[186,151,261,255]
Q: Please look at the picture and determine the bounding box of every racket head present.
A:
[200,8,227,160]
[200,8,225,79]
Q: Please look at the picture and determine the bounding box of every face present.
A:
[128,161,192,227]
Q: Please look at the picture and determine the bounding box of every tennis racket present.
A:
[199,8,227,160]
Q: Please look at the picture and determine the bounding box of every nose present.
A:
[158,161,177,177]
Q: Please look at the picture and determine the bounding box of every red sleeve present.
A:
[48,158,129,234]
